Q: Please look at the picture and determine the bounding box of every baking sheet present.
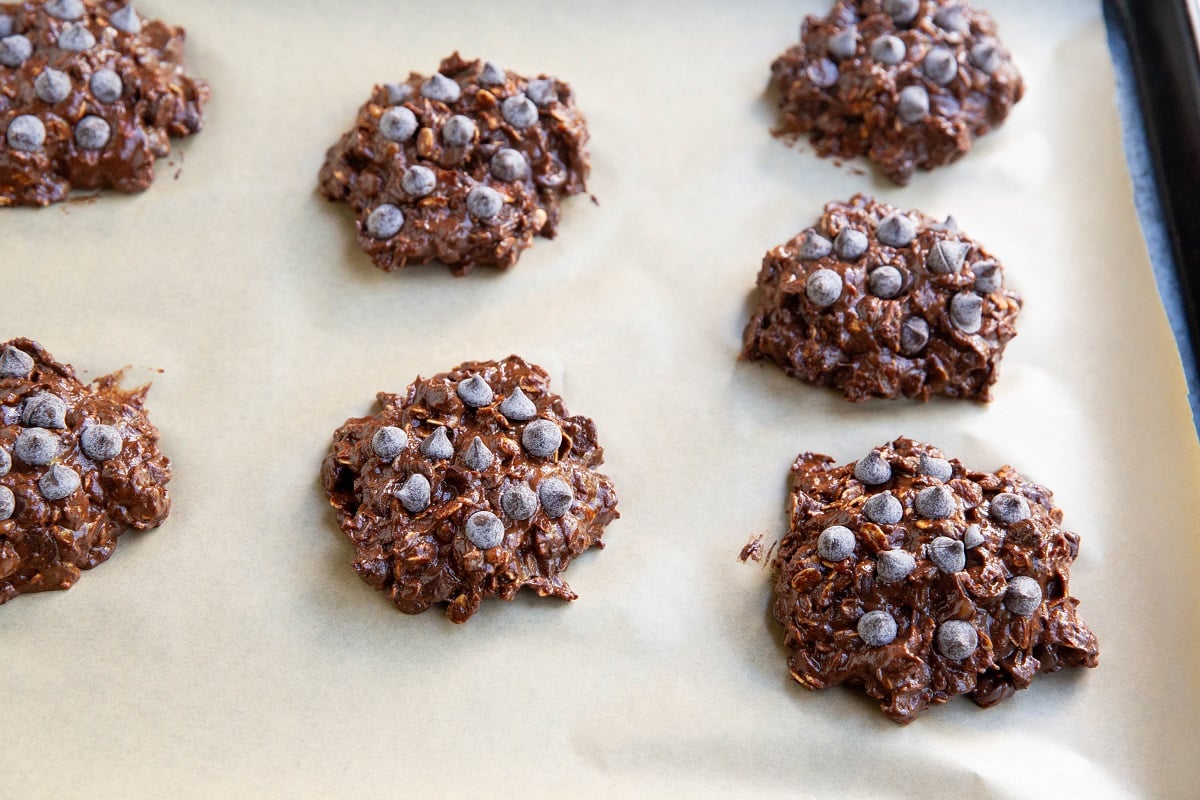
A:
[3,0,1199,797]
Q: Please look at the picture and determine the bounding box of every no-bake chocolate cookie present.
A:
[742,194,1021,402]
[321,356,618,623]
[319,53,590,276]
[0,338,171,603]
[767,438,1098,723]
[0,0,209,206]
[771,0,1023,184]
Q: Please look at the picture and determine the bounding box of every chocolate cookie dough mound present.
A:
[742,194,1021,402]
[0,338,171,603]
[322,356,618,623]
[771,0,1023,184]
[318,53,590,276]
[770,438,1098,723]
[0,1,209,207]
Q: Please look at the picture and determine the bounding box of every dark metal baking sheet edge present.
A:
[1103,0,1200,438]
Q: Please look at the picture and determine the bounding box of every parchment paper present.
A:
[2,1,1198,797]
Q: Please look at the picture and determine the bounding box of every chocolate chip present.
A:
[877,212,918,247]
[0,448,9,476]
[421,73,461,104]
[807,58,839,89]
[501,94,538,129]
[828,26,858,60]
[490,148,528,182]
[934,4,970,33]
[928,536,965,573]
[499,387,537,421]
[922,47,958,86]
[46,0,85,20]
[918,453,953,482]
[864,492,903,525]
[91,69,123,103]
[949,292,983,333]
[1,346,34,378]
[35,69,72,104]
[868,266,903,299]
[799,230,833,260]
[857,610,898,646]
[441,114,476,147]
[933,215,960,234]
[972,261,1001,293]
[397,473,431,513]
[0,34,31,67]
[57,22,95,52]
[876,549,916,583]
[834,228,868,260]
[420,427,454,461]
[75,116,111,150]
[467,186,504,220]
[870,35,906,66]
[805,268,842,307]
[900,317,930,355]
[14,429,58,465]
[80,424,122,461]
[522,419,562,458]
[365,205,403,239]
[936,620,978,660]
[970,40,1001,74]
[926,240,969,274]
[854,451,892,485]
[22,393,67,429]
[963,523,984,549]
[371,426,408,460]
[463,436,494,471]
[379,107,418,142]
[401,165,436,198]
[897,85,930,124]
[384,83,412,104]
[817,525,855,561]
[884,0,920,24]
[465,511,505,549]
[501,483,538,520]
[915,486,956,520]
[6,115,45,151]
[457,375,494,408]
[39,464,80,500]
[526,78,557,107]
[110,4,141,34]
[991,492,1030,524]
[1005,576,1042,616]
[479,61,506,87]
[537,477,573,518]
[0,486,12,521]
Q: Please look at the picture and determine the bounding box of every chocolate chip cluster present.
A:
[321,356,618,623]
[0,338,172,603]
[318,53,591,275]
[0,0,209,206]
[771,437,1098,723]
[742,194,1021,402]
[771,0,1023,184]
